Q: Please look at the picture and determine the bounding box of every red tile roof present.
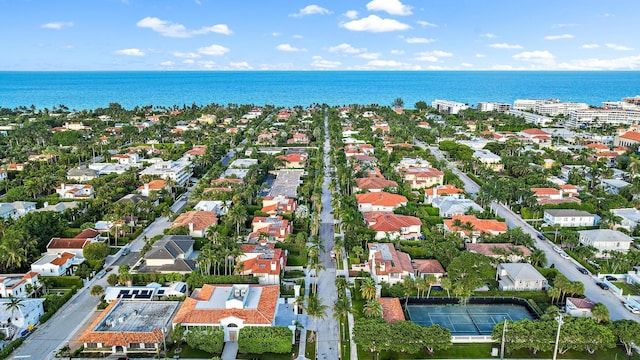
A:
[172,284,279,326]
[355,177,398,190]
[466,243,531,257]
[521,128,550,136]
[173,211,218,232]
[75,228,101,239]
[412,259,445,275]
[620,131,640,142]
[137,179,168,191]
[50,252,75,266]
[368,213,421,232]
[356,192,408,207]
[47,238,91,250]
[443,215,508,235]
[531,187,561,196]
[379,297,404,324]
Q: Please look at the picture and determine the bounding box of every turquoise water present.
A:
[1,71,639,110]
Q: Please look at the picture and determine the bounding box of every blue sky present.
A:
[2,0,639,71]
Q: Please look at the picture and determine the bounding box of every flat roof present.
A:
[94,301,179,332]
[270,170,303,198]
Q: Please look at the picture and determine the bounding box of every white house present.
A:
[0,298,45,339]
[496,263,548,291]
[194,200,230,216]
[0,201,37,220]
[431,197,483,217]
[432,99,468,114]
[565,297,595,318]
[363,213,422,240]
[578,229,633,257]
[543,209,597,227]
[601,179,630,195]
[368,243,414,286]
[473,149,503,171]
[30,252,77,276]
[140,158,192,186]
[611,208,640,231]
[237,243,287,285]
[141,235,196,274]
[0,272,39,298]
[356,192,408,213]
[55,183,94,199]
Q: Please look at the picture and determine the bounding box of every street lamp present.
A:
[552,314,564,360]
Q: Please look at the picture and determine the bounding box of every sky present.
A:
[2,0,640,71]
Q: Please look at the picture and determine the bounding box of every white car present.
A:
[623,303,640,314]
[552,245,562,253]
[559,252,571,260]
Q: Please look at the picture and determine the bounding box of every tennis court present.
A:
[406,304,533,335]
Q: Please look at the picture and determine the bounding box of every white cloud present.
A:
[513,50,554,62]
[366,60,411,67]
[310,56,341,69]
[344,10,358,19]
[173,52,201,58]
[114,48,145,56]
[160,61,175,66]
[198,60,216,69]
[603,13,615,17]
[229,61,253,69]
[366,0,412,16]
[544,34,574,40]
[136,17,232,38]
[41,21,74,29]
[341,15,410,33]
[606,43,633,51]
[414,50,452,62]
[552,23,577,28]
[405,37,435,44]
[492,64,514,70]
[61,45,74,49]
[183,59,195,64]
[490,43,523,49]
[290,5,331,17]
[557,55,640,70]
[328,43,362,54]
[390,49,405,55]
[581,44,599,49]
[417,20,437,27]
[276,43,307,52]
[358,52,381,59]
[197,44,230,56]
[293,35,304,39]
[271,32,282,37]
[460,63,473,67]
[481,33,496,38]
[475,53,485,58]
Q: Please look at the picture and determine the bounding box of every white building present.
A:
[578,229,633,257]
[31,252,77,276]
[514,99,588,116]
[55,183,94,199]
[473,149,503,171]
[477,102,511,113]
[508,110,554,127]
[0,201,37,220]
[193,200,229,215]
[368,243,414,285]
[496,263,548,291]
[0,272,39,298]
[543,209,596,227]
[568,109,640,128]
[432,99,468,114]
[566,297,595,318]
[140,158,192,186]
[611,208,640,231]
[0,298,45,339]
[601,179,630,194]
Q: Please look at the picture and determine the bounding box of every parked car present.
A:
[537,233,546,240]
[605,275,618,281]
[596,281,609,290]
[559,252,571,260]
[623,303,640,314]
[577,267,589,275]
[552,245,562,253]
[96,269,106,279]
[122,247,130,256]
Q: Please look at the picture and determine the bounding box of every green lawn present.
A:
[167,343,213,358]
[305,331,316,360]
[612,281,640,296]
[357,343,640,359]
[237,353,293,359]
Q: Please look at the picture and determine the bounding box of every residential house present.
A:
[578,229,633,257]
[412,259,445,280]
[543,209,597,227]
[518,128,552,145]
[614,130,640,147]
[399,167,444,189]
[531,187,580,205]
[379,298,405,324]
[496,263,548,291]
[172,211,218,238]
[0,272,39,298]
[31,252,77,277]
[6,163,25,172]
[78,300,180,356]
[424,185,464,204]
[56,183,94,199]
[566,297,595,318]
[287,133,309,144]
[237,243,287,285]
[395,157,431,171]
[111,152,139,165]
[193,200,229,215]
[248,216,293,242]
[611,208,640,231]
[431,197,483,217]
[137,179,169,197]
[368,243,414,285]
[0,298,45,340]
[67,168,99,182]
[363,212,422,240]
[356,192,408,213]
[354,178,398,193]
[466,243,531,263]
[103,282,188,302]
[473,150,503,171]
[140,235,196,274]
[276,153,307,168]
[0,201,37,220]
[140,159,192,187]
[261,195,297,215]
[171,284,280,342]
[443,215,508,243]
[185,145,206,159]
[601,179,630,194]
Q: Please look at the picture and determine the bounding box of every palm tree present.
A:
[528,249,548,268]
[591,303,610,323]
[360,278,377,301]
[440,277,452,298]
[3,296,24,323]
[305,294,328,335]
[333,297,351,341]
[335,277,348,295]
[362,299,383,319]
[90,285,105,297]
[425,274,438,298]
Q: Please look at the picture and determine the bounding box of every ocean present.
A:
[0,71,639,110]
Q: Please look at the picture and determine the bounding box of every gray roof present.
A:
[145,236,193,260]
[578,229,633,243]
[544,209,594,217]
[36,201,79,212]
[499,263,546,281]
[67,168,98,177]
